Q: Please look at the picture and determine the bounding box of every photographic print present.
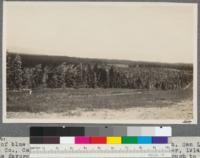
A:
[3,2,197,123]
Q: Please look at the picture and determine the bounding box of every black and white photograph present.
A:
[3,2,197,123]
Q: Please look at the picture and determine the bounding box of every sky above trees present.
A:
[5,2,197,63]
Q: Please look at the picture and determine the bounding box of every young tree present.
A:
[86,64,93,88]
[82,65,88,88]
[56,62,66,88]
[65,65,75,87]
[92,64,98,88]
[109,66,115,88]
[6,54,13,89]
[22,68,34,88]
[42,66,49,88]
[12,55,23,89]
[47,72,58,88]
[92,72,97,88]
[33,64,43,87]
[75,63,83,88]
[98,67,108,88]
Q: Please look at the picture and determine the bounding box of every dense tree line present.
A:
[7,54,193,90]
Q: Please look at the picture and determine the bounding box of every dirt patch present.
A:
[7,98,193,121]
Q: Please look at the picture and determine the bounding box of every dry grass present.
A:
[7,87,192,114]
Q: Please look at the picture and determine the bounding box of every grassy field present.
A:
[7,86,192,114]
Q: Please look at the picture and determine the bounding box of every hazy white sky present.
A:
[5,2,197,63]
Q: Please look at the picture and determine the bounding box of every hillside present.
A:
[7,52,193,71]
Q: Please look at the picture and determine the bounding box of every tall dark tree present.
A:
[42,66,49,88]
[6,54,13,89]
[56,62,66,88]
[12,55,23,89]
[22,68,34,88]
[65,64,76,88]
[47,72,58,88]
[109,66,115,88]
[75,63,83,87]
[86,64,93,88]
[92,64,98,88]
[33,64,43,87]
[82,65,88,88]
